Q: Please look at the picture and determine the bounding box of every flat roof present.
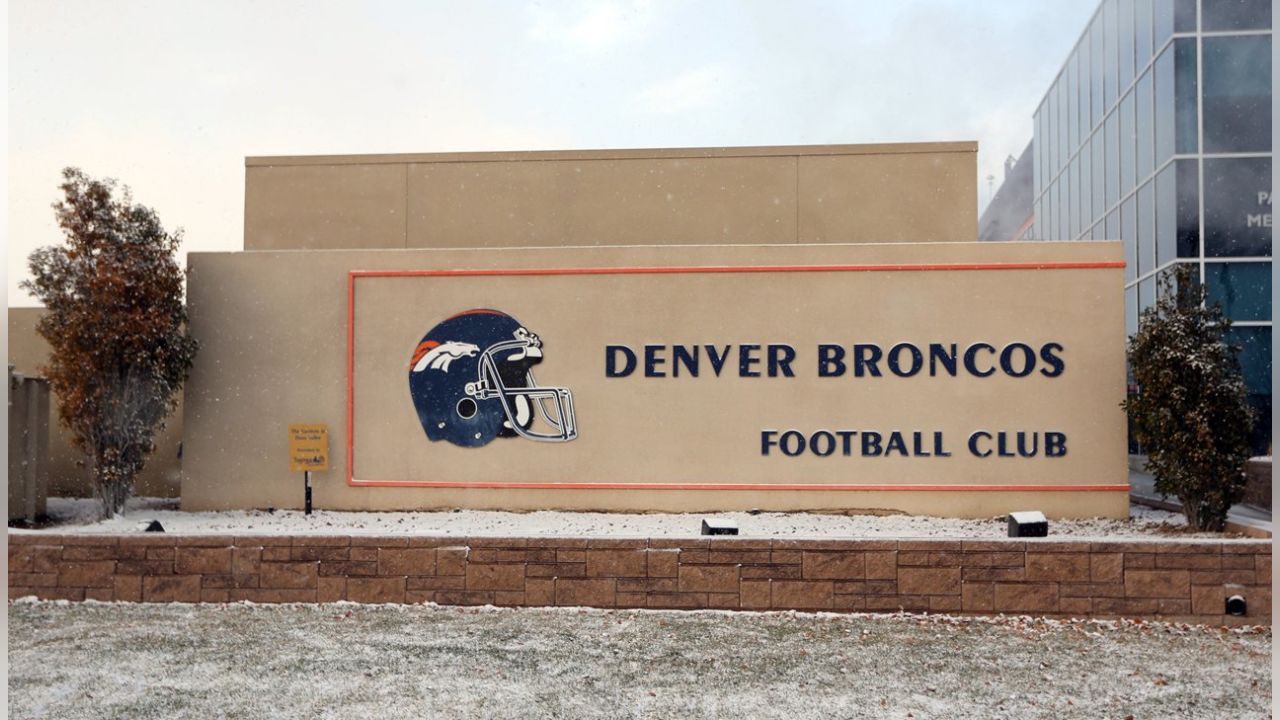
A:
[245,141,977,167]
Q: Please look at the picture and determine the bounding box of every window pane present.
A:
[1204,157,1273,257]
[1080,136,1093,229]
[1206,262,1272,321]
[1033,199,1042,240]
[1091,21,1106,127]
[1174,39,1198,154]
[1058,80,1069,172]
[1106,111,1120,208]
[1033,111,1043,198]
[1126,286,1139,337]
[1104,0,1119,107]
[1068,53,1079,153]
[1203,0,1273,31]
[1138,181,1156,272]
[1153,0,1174,46]
[1118,0,1135,91]
[1174,0,1196,30]
[1134,0,1153,67]
[1155,162,1199,259]
[1119,91,1136,196]
[1225,326,1272,395]
[1203,35,1272,154]
[1176,159,1200,257]
[1069,156,1081,238]
[1124,195,1141,276]
[1092,130,1107,218]
[1136,70,1154,182]
[1138,276,1155,317]
[1078,38,1092,135]
[1107,208,1121,244]
[1154,46,1174,163]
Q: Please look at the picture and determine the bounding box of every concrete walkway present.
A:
[1129,469,1272,537]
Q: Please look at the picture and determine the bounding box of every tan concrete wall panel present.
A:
[244,163,407,250]
[406,156,797,248]
[7,307,182,498]
[244,143,977,251]
[798,152,978,243]
[182,242,1125,517]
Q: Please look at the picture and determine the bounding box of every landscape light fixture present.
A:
[136,520,165,533]
[1006,511,1048,538]
[701,519,739,536]
[1226,595,1247,616]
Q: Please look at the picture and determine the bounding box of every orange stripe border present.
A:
[347,260,1127,491]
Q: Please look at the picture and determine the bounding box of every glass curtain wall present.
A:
[1030,0,1272,452]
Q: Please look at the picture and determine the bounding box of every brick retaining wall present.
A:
[8,534,1272,625]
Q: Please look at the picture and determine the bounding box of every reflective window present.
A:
[1174,39,1198,154]
[1124,195,1140,277]
[1155,162,1199,259]
[1205,262,1272,321]
[1104,0,1119,107]
[1033,199,1042,240]
[1225,326,1273,395]
[1135,70,1154,182]
[1090,21,1106,128]
[1080,137,1093,230]
[1078,38,1091,135]
[1092,129,1106,220]
[1107,208,1121,244]
[1069,156,1080,239]
[1176,159,1200,257]
[1126,286,1138,337]
[1204,157,1273,257]
[1105,112,1120,209]
[1203,35,1272,154]
[1203,0,1273,31]
[1134,0,1153,67]
[1138,276,1155,317]
[1118,0,1135,91]
[1153,0,1173,47]
[1119,91,1136,197]
[1138,181,1156,272]
[1068,54,1079,153]
[1174,0,1196,30]
[1058,79,1069,171]
[1033,111,1043,198]
[1153,46,1174,163]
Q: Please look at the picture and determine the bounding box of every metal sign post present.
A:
[289,424,329,516]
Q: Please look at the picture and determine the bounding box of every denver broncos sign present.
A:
[342,243,1127,517]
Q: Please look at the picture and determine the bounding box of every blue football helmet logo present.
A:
[408,309,577,448]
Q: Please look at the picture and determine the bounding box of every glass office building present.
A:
[1029,0,1272,451]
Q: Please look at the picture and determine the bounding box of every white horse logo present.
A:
[412,341,480,373]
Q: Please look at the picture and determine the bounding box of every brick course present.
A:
[6,534,1271,625]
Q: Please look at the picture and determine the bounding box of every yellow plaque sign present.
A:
[288,424,329,472]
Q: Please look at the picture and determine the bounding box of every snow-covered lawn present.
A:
[18,496,1230,539]
[7,600,1271,719]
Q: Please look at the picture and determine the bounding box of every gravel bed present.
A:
[12,496,1240,540]
[7,600,1271,719]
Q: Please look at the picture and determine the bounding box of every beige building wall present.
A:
[7,307,183,498]
[182,241,1127,518]
[244,143,977,251]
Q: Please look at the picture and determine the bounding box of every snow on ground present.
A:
[7,600,1271,720]
[14,496,1237,539]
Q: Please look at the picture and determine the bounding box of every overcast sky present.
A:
[9,0,1097,305]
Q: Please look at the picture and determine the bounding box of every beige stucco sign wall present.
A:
[183,242,1127,518]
